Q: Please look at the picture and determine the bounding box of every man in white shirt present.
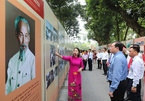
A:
[101,48,108,75]
[88,49,93,71]
[82,50,88,70]
[5,16,35,95]
[127,44,133,64]
[126,44,144,101]
[97,49,102,69]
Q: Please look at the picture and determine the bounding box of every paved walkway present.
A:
[58,63,144,101]
[82,65,110,101]
[58,63,110,101]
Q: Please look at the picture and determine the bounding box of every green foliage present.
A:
[47,0,85,36]
[85,0,116,45]
[72,41,97,50]
[85,0,145,45]
[103,0,145,36]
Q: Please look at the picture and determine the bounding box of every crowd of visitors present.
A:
[56,41,145,101]
[79,42,145,101]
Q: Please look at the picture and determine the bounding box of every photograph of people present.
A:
[55,66,58,76]
[53,28,58,42]
[46,72,51,89]
[58,47,65,70]
[53,67,58,78]
[50,45,56,67]
[59,32,65,44]
[5,16,35,95]
[49,70,54,83]
[55,48,84,101]
[46,26,51,40]
[46,20,53,41]
[46,70,54,89]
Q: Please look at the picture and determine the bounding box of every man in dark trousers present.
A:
[97,49,102,69]
[88,49,93,71]
[82,50,88,71]
[101,48,108,75]
[126,44,144,101]
[108,42,128,101]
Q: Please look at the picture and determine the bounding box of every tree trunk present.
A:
[124,26,129,41]
[116,15,120,41]
[104,1,145,36]
[120,10,145,36]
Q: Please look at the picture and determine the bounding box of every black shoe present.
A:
[124,98,131,101]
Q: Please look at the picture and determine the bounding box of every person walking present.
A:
[126,44,144,101]
[88,49,93,71]
[55,48,84,101]
[97,49,102,69]
[82,50,88,71]
[108,42,128,101]
[101,48,108,75]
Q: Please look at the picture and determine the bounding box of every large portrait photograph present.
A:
[5,1,35,95]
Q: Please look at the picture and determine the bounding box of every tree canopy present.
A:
[47,0,145,45]
[85,0,145,45]
[47,0,84,36]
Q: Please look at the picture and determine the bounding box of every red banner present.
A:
[24,0,44,19]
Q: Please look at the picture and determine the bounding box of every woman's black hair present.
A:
[73,47,80,57]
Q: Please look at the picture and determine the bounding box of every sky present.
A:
[78,0,86,5]
[76,0,98,46]
[77,0,88,35]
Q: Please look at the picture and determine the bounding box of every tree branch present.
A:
[124,26,129,41]
[104,0,145,36]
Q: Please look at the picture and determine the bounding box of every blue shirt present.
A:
[108,51,127,92]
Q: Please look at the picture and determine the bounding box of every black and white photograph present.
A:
[58,32,65,44]
[46,69,55,89]
[49,70,54,84]
[53,66,58,77]
[46,20,58,43]
[46,72,51,89]
[53,28,58,43]
[46,20,53,41]
[58,47,65,70]
[50,45,56,67]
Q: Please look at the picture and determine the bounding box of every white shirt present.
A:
[6,48,35,95]
[80,53,82,57]
[127,55,131,64]
[127,55,144,87]
[97,52,102,60]
[101,51,108,61]
[88,52,93,60]
[82,54,88,60]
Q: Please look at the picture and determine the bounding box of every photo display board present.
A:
[0,0,42,100]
